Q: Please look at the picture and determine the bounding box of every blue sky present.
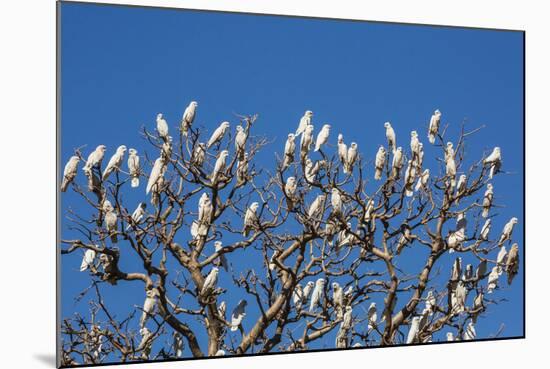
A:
[60,1,524,362]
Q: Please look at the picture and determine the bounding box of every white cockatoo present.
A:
[499,217,518,245]
[83,145,107,172]
[80,249,96,272]
[337,134,347,166]
[446,149,457,188]
[300,124,314,160]
[156,113,169,140]
[207,121,230,149]
[455,174,467,203]
[127,148,140,188]
[374,146,386,180]
[342,305,353,330]
[309,278,326,311]
[336,223,356,252]
[230,300,248,331]
[425,291,436,315]
[307,194,325,220]
[314,124,331,152]
[480,218,491,241]
[138,327,153,359]
[282,133,296,170]
[284,176,297,207]
[173,332,184,357]
[463,264,474,281]
[127,202,146,229]
[487,266,499,293]
[104,208,118,243]
[505,243,519,285]
[192,142,206,167]
[305,158,324,183]
[295,110,313,137]
[200,267,219,296]
[367,302,377,331]
[451,257,462,281]
[410,131,420,160]
[243,202,259,237]
[303,281,315,302]
[181,101,197,136]
[331,188,342,216]
[428,109,441,144]
[445,142,455,162]
[61,156,80,192]
[396,226,412,255]
[496,246,508,276]
[476,260,488,281]
[102,145,127,181]
[391,147,404,179]
[482,183,494,218]
[404,159,416,197]
[214,241,228,271]
[415,168,430,192]
[161,136,173,160]
[140,289,157,328]
[332,282,344,318]
[484,147,502,179]
[384,122,396,152]
[406,316,421,344]
[454,281,467,313]
[197,192,213,235]
[463,321,476,340]
[447,230,465,253]
[293,284,304,309]
[218,300,227,319]
[345,142,358,174]
[235,125,247,159]
[146,157,165,195]
[210,150,229,185]
[446,332,455,341]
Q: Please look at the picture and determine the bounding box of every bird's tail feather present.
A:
[428,134,435,144]
[482,209,489,218]
[61,178,69,192]
[132,177,139,188]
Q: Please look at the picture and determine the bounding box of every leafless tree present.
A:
[59,109,521,366]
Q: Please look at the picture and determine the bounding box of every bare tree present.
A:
[59,107,521,365]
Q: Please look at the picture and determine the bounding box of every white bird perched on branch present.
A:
[480,218,491,241]
[104,208,118,243]
[451,257,462,281]
[445,142,455,162]
[140,289,157,328]
[455,174,467,203]
[293,284,304,309]
[342,305,353,330]
[83,145,107,172]
[364,198,375,222]
[200,267,219,297]
[484,147,502,179]
[303,281,315,303]
[284,176,297,209]
[384,122,396,153]
[415,168,430,192]
[300,124,314,160]
[498,217,518,246]
[487,266,499,293]
[454,281,467,313]
[282,133,296,170]
[505,243,519,285]
[156,113,169,140]
[332,282,344,318]
[463,321,476,340]
[210,150,229,185]
[337,134,347,166]
[230,300,247,331]
[295,110,313,137]
[367,302,377,331]
[404,159,417,197]
[173,332,184,358]
[406,316,421,344]
[496,246,507,275]
[314,124,331,152]
[197,192,212,236]
[445,146,457,188]
[127,148,140,188]
[61,156,80,192]
[102,145,127,181]
[218,301,226,319]
[425,291,436,315]
[308,194,325,220]
[428,109,441,144]
[345,142,358,174]
[305,158,324,183]
[331,188,342,216]
[146,157,166,195]
[309,278,326,311]
[482,183,494,218]
[391,147,404,179]
[214,241,229,271]
[374,146,386,180]
[243,202,259,237]
[181,101,197,137]
[207,121,230,149]
[410,131,420,161]
[80,249,96,272]
[127,202,146,230]
[235,125,247,160]
[192,142,206,167]
[138,327,153,359]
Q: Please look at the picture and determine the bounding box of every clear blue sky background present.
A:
[60,1,524,362]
